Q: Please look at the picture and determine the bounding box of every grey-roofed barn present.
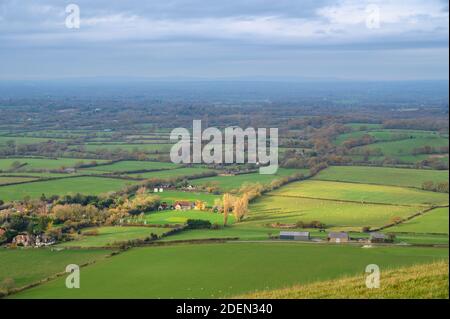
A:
[280,231,310,241]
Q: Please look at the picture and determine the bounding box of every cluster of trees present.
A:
[218,193,249,225]
[0,213,52,244]
[421,181,449,193]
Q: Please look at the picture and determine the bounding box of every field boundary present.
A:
[264,194,431,208]
[374,205,450,232]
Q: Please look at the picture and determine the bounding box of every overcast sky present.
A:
[0,0,448,80]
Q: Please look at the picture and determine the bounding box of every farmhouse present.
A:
[328,232,349,243]
[12,233,35,247]
[279,231,310,241]
[174,201,194,210]
[369,232,392,243]
[35,234,56,247]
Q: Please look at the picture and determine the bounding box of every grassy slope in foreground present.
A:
[0,248,110,289]
[11,243,448,299]
[314,166,449,189]
[237,260,449,299]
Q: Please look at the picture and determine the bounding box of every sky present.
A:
[0,0,448,81]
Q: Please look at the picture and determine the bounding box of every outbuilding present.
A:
[369,232,393,243]
[280,231,310,241]
[328,232,349,243]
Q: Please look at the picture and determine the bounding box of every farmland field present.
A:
[387,207,449,235]
[314,166,449,188]
[0,176,37,185]
[57,226,172,248]
[249,195,420,230]
[81,160,179,173]
[0,157,108,171]
[270,180,449,206]
[0,176,136,201]
[80,143,174,153]
[0,136,68,147]
[190,168,309,192]
[335,129,443,145]
[142,210,231,225]
[128,167,216,179]
[11,243,448,299]
[151,190,220,206]
[354,137,448,158]
[0,248,111,288]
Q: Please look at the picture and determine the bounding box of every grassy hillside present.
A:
[237,260,449,299]
[0,248,110,290]
[387,207,449,234]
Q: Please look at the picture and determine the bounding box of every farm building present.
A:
[328,232,349,243]
[279,231,310,241]
[35,234,56,247]
[174,201,194,210]
[369,232,393,243]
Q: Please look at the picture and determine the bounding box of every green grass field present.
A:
[238,260,449,299]
[128,167,216,180]
[335,129,442,145]
[11,243,448,299]
[191,168,308,192]
[0,176,136,202]
[142,210,231,225]
[354,137,448,158]
[0,136,68,147]
[81,143,174,153]
[249,195,420,230]
[0,157,108,171]
[387,207,449,234]
[82,161,179,173]
[0,172,78,178]
[57,226,172,247]
[314,166,449,188]
[0,248,110,289]
[0,176,37,185]
[151,190,220,206]
[271,180,449,206]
